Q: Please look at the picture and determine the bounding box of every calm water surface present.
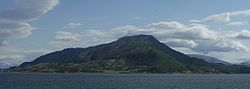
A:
[0,73,249,89]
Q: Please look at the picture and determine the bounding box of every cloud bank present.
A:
[0,0,59,67]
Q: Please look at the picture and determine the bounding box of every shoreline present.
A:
[2,71,250,75]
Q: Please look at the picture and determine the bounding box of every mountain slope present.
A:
[7,35,250,73]
[188,54,231,65]
[0,63,12,69]
[240,60,250,67]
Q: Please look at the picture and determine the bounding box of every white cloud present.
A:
[54,31,80,43]
[83,30,108,37]
[52,30,114,48]
[163,39,198,48]
[236,30,250,39]
[80,30,114,47]
[0,0,59,39]
[192,12,230,23]
[0,46,50,67]
[16,0,59,11]
[0,0,59,22]
[189,20,201,23]
[0,0,59,67]
[81,30,109,42]
[175,25,217,40]
[227,22,245,26]
[64,22,82,28]
[224,30,250,39]
[231,9,250,16]
[193,39,248,53]
[116,22,217,41]
[190,9,250,24]
[190,23,207,27]
[146,21,187,30]
[52,31,81,49]
[223,31,239,39]
[112,25,139,37]
[149,23,217,40]
[215,39,248,51]
[0,22,34,38]
[204,12,230,22]
[0,46,25,62]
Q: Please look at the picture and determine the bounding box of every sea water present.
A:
[0,73,249,89]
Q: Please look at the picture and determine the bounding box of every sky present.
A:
[2,0,250,68]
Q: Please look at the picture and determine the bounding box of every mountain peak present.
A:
[117,34,157,42]
[114,34,161,46]
[120,34,155,39]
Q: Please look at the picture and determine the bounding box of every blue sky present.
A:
[2,0,250,68]
[7,0,250,47]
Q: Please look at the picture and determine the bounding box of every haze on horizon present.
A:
[1,0,250,68]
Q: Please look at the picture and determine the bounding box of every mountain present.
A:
[0,63,12,69]
[188,54,231,65]
[7,35,250,73]
[240,60,250,67]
